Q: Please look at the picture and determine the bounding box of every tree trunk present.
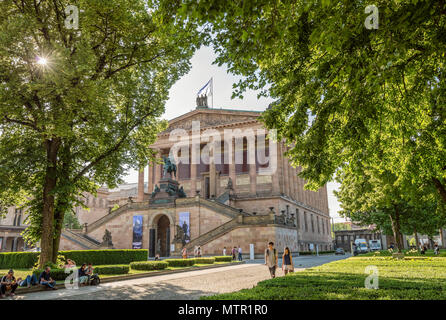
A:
[52,142,72,263]
[39,138,61,268]
[389,206,403,253]
[432,177,446,204]
[52,204,66,263]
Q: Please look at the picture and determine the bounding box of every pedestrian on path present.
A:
[264,242,278,278]
[223,247,227,256]
[232,247,236,260]
[282,247,294,275]
[238,246,243,261]
[182,247,188,259]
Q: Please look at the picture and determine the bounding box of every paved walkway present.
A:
[13,254,349,300]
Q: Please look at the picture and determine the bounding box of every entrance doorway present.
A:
[156,215,171,257]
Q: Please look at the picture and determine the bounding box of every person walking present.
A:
[232,247,236,260]
[223,247,227,256]
[197,246,202,258]
[282,247,294,275]
[265,242,278,278]
[238,246,243,261]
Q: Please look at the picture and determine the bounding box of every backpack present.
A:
[90,274,100,286]
[266,248,277,260]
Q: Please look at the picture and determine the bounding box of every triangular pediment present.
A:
[161,108,262,134]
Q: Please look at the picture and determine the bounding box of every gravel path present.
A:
[15,254,349,300]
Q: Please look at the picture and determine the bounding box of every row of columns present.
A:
[1,236,21,252]
[137,143,283,201]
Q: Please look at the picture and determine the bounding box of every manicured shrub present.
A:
[214,256,232,262]
[0,249,148,269]
[59,249,148,265]
[130,261,168,271]
[164,259,196,267]
[195,257,215,264]
[94,265,129,275]
[0,252,40,269]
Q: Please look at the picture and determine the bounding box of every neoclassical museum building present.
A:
[1,102,333,257]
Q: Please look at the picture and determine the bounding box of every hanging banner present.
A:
[179,212,191,243]
[132,215,143,249]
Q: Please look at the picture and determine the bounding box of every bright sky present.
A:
[123,46,345,222]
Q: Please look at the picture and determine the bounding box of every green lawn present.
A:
[203,257,446,300]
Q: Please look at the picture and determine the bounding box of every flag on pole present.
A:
[197,78,213,96]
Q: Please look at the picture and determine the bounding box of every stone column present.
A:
[249,142,257,195]
[148,164,153,194]
[12,237,18,252]
[154,152,161,184]
[282,144,291,198]
[137,167,145,201]
[229,138,236,194]
[2,237,7,251]
[191,161,197,196]
[210,155,216,198]
[290,165,296,201]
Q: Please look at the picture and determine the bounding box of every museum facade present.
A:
[1,104,333,256]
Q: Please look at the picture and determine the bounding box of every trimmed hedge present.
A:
[130,261,168,271]
[94,265,129,275]
[0,249,148,269]
[0,252,40,269]
[195,257,215,264]
[214,256,233,262]
[60,249,148,265]
[164,259,196,267]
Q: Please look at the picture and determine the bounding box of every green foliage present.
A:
[214,256,233,262]
[173,0,446,209]
[0,249,147,268]
[204,257,446,300]
[60,249,148,265]
[0,0,202,265]
[0,252,40,269]
[63,209,82,230]
[194,257,215,264]
[94,265,129,275]
[130,261,168,271]
[164,259,196,267]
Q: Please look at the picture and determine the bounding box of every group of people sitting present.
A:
[0,258,99,298]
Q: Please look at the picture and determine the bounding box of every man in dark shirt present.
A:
[39,267,57,290]
[1,270,18,297]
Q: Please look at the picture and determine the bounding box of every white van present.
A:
[354,239,369,253]
[369,240,382,251]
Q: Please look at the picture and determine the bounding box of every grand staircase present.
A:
[61,229,102,249]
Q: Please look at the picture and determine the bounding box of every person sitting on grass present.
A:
[17,274,39,288]
[39,267,57,290]
[0,269,18,298]
[78,263,89,286]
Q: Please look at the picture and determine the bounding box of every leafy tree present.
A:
[172,0,446,204]
[335,162,445,252]
[63,209,82,230]
[0,0,201,266]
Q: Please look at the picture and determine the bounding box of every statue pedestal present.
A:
[150,178,187,204]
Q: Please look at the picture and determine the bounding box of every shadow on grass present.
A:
[204,272,446,300]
